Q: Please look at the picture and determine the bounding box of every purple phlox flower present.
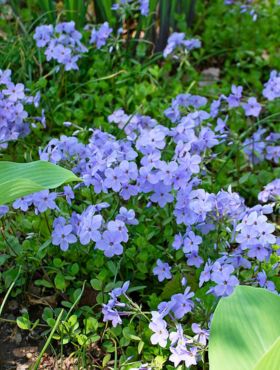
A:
[227,85,243,108]
[78,214,102,245]
[102,303,123,327]
[139,0,149,15]
[150,183,174,208]
[90,22,113,49]
[199,260,213,287]
[107,220,128,242]
[119,160,138,181]
[172,233,184,250]
[12,195,33,212]
[169,324,189,347]
[169,345,197,368]
[258,222,276,245]
[266,144,280,164]
[33,24,54,47]
[242,97,262,117]
[153,259,172,282]
[179,153,201,174]
[247,244,270,262]
[32,190,58,213]
[210,97,222,118]
[215,116,228,133]
[110,281,130,299]
[210,263,239,297]
[157,300,176,318]
[197,127,219,150]
[256,271,276,292]
[183,231,202,253]
[212,274,239,297]
[63,185,74,204]
[3,83,25,102]
[163,32,201,58]
[52,220,77,251]
[116,206,138,225]
[0,69,12,85]
[211,262,234,282]
[149,314,169,347]
[158,160,178,185]
[186,251,203,267]
[141,151,161,169]
[137,126,167,151]
[258,179,280,202]
[104,166,127,192]
[0,205,9,218]
[95,230,124,257]
[191,323,209,346]
[171,287,194,319]
[263,70,280,101]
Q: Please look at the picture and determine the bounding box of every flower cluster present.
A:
[0,69,41,149]
[51,204,136,254]
[33,21,87,70]
[258,179,280,203]
[236,210,276,262]
[112,0,150,16]
[224,0,257,21]
[243,129,280,164]
[102,281,131,327]
[89,22,113,49]
[263,70,280,101]
[6,63,280,368]
[163,33,201,58]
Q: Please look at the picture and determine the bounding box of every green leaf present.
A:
[209,286,280,370]
[102,354,111,367]
[54,273,66,291]
[34,279,53,288]
[17,314,31,330]
[0,161,80,204]
[90,278,103,291]
[254,337,280,370]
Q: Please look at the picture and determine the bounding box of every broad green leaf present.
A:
[254,337,280,370]
[0,161,80,204]
[209,286,280,370]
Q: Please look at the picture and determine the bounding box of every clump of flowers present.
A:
[263,70,280,101]
[33,21,88,70]
[258,179,280,203]
[5,55,280,368]
[89,22,113,49]
[163,33,201,59]
[243,129,280,164]
[112,0,150,16]
[0,69,41,149]
[224,0,257,21]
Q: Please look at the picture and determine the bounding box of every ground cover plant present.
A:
[0,0,280,369]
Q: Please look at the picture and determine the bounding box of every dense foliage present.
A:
[0,0,279,369]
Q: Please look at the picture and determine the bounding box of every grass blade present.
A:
[0,266,22,317]
[32,309,65,370]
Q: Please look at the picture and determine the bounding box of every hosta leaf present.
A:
[209,286,280,370]
[254,337,280,370]
[0,161,80,204]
